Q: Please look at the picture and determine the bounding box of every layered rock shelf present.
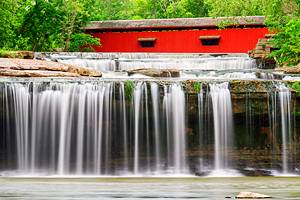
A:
[0,58,102,77]
[248,34,276,69]
[127,68,180,77]
[277,63,300,74]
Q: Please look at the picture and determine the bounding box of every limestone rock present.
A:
[0,69,79,77]
[127,68,180,77]
[0,58,102,77]
[277,63,300,74]
[248,34,276,69]
[236,192,271,199]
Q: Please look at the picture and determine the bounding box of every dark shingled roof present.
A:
[85,16,265,31]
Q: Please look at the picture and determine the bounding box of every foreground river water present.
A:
[0,177,300,199]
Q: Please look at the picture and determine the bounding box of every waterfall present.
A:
[0,79,298,177]
[209,82,233,174]
[58,59,116,72]
[5,82,114,175]
[120,83,129,172]
[51,53,256,72]
[163,84,187,174]
[277,84,293,174]
[133,83,143,174]
[150,83,161,172]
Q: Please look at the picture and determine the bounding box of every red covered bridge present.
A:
[85,16,269,53]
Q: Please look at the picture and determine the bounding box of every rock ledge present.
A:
[0,58,101,77]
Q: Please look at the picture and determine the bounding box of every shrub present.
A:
[69,33,101,52]
[269,19,300,66]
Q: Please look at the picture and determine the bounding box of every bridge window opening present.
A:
[199,36,221,46]
[138,38,157,47]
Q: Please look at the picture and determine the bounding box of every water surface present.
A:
[0,177,300,199]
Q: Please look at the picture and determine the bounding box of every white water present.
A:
[150,83,161,172]
[3,81,192,176]
[209,83,234,173]
[53,53,256,72]
[133,83,143,174]
[277,84,292,174]
[163,84,187,174]
[0,80,297,177]
[59,59,116,72]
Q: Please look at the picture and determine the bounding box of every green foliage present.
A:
[0,0,299,61]
[289,82,300,94]
[124,80,135,101]
[87,0,134,20]
[20,0,64,51]
[0,50,17,58]
[192,82,202,93]
[14,0,91,51]
[269,19,300,66]
[129,0,208,19]
[69,33,100,52]
[0,0,31,50]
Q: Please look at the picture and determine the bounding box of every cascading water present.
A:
[0,78,298,177]
[133,82,143,174]
[209,82,234,176]
[276,84,293,174]
[163,84,187,174]
[150,83,161,173]
[58,59,116,72]
[0,81,191,176]
[47,53,256,72]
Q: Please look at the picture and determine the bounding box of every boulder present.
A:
[0,58,102,77]
[240,168,272,176]
[236,192,271,199]
[127,68,180,77]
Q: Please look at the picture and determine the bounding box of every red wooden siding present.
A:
[90,27,269,53]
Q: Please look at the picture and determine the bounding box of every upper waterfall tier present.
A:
[36,53,256,72]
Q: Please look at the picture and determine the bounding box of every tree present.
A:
[0,0,31,49]
[130,0,208,19]
[20,0,64,51]
[270,19,300,66]
[87,0,133,20]
[19,0,99,52]
[61,0,90,51]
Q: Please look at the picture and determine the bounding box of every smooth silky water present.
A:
[1,53,300,199]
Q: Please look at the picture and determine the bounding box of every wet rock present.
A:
[230,80,272,93]
[67,65,102,77]
[236,191,272,199]
[194,171,210,176]
[0,58,102,77]
[127,68,180,77]
[240,168,272,176]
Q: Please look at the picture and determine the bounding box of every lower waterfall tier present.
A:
[0,80,298,176]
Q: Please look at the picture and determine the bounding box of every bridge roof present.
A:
[85,16,265,31]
